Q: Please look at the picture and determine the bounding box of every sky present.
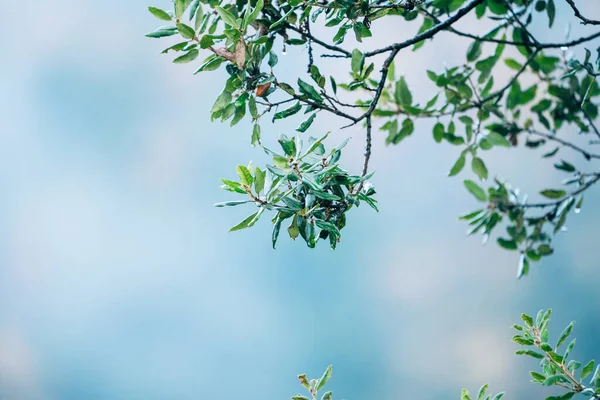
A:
[0,1,599,399]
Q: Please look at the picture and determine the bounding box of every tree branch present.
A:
[564,0,600,25]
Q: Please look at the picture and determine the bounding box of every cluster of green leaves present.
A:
[462,309,600,400]
[300,311,599,400]
[460,384,504,400]
[146,0,600,260]
[362,1,600,274]
[293,366,334,400]
[511,310,600,400]
[216,133,377,248]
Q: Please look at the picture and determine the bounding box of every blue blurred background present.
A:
[0,1,598,399]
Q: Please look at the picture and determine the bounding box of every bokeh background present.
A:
[1,1,599,399]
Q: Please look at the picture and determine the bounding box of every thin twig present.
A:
[564,0,600,25]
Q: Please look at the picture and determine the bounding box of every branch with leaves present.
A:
[146,0,600,271]
[288,311,600,400]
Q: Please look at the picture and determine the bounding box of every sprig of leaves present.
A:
[216,135,377,249]
[294,366,334,400]
[512,310,600,400]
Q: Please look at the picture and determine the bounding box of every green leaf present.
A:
[146,26,178,38]
[433,122,444,143]
[546,393,575,400]
[504,58,522,70]
[464,180,487,202]
[448,153,466,176]
[148,7,172,21]
[298,79,324,103]
[313,191,341,201]
[173,49,199,63]
[269,8,295,30]
[395,77,413,106]
[302,132,329,158]
[175,0,193,18]
[516,349,544,359]
[497,237,517,250]
[485,132,511,147]
[251,124,261,146]
[315,220,341,238]
[351,49,364,75]
[211,91,232,113]
[316,366,332,391]
[236,165,253,186]
[288,216,300,240]
[249,96,258,119]
[530,371,546,382]
[581,360,595,380]
[162,41,188,53]
[189,0,200,20]
[471,157,488,180]
[321,391,332,400]
[459,209,484,220]
[296,113,316,132]
[177,23,196,39]
[254,168,265,194]
[229,211,259,232]
[272,216,282,248]
[273,102,302,120]
[543,147,559,158]
[554,160,576,173]
[215,6,240,29]
[521,313,535,327]
[540,189,566,199]
[461,389,472,400]
[589,365,600,387]
[477,384,488,400]
[546,0,555,27]
[543,375,569,386]
[214,200,252,207]
[556,322,574,348]
[245,0,264,27]
[195,55,223,73]
[467,40,482,62]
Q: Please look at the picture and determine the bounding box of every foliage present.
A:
[290,311,600,400]
[293,365,334,400]
[463,309,600,400]
[216,134,377,248]
[144,3,599,399]
[146,0,599,266]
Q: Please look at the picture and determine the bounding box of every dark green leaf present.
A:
[497,237,517,250]
[540,189,566,199]
[296,113,316,132]
[146,26,178,38]
[298,79,324,102]
[433,122,444,143]
[273,102,302,120]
